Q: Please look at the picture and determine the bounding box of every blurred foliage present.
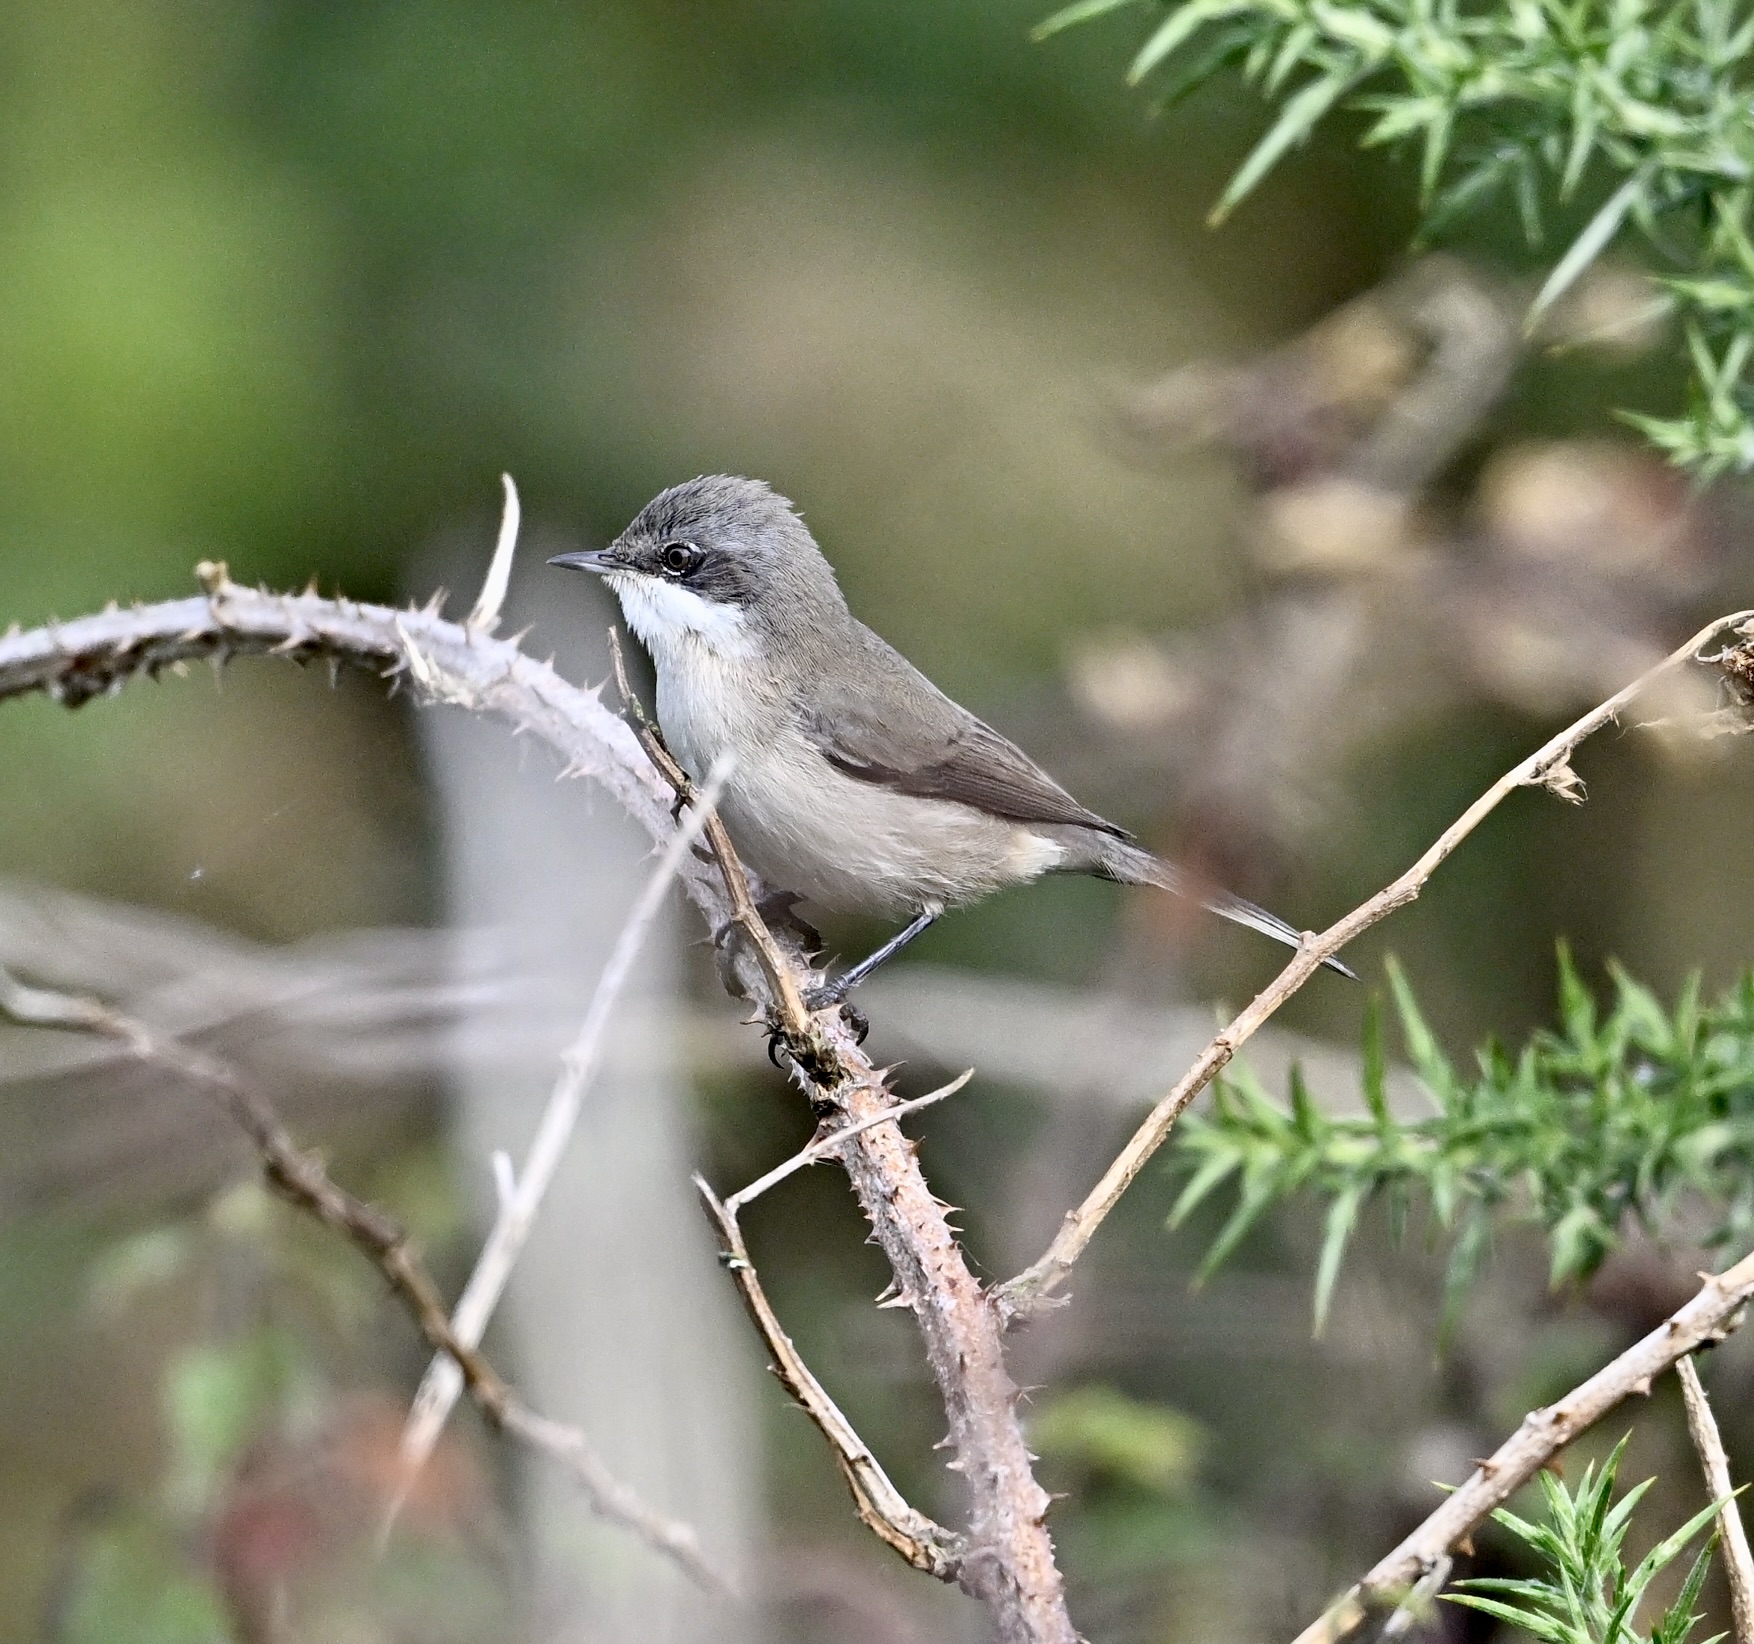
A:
[56,1512,231,1644]
[44,1172,509,1644]
[1028,1383,1205,1496]
[1449,1435,1724,1644]
[1026,1385,1223,1639]
[1174,951,1754,1329]
[1038,0,1754,472]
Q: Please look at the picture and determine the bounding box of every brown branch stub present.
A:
[0,968,733,1597]
[992,609,1754,1328]
[696,1175,965,1579]
[722,1069,974,1218]
[1288,1250,1754,1644]
[1676,1354,1754,1644]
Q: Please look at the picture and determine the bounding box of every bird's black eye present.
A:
[658,541,701,578]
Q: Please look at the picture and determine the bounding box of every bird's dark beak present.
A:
[547,548,621,576]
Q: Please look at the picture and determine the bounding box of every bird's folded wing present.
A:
[801,686,1128,838]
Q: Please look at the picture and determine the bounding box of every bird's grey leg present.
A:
[803,907,939,1011]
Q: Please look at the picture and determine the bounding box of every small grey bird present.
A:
[551,475,1353,1003]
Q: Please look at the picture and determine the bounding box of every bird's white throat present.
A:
[604,572,759,660]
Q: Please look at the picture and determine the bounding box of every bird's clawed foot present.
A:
[801,975,850,1012]
[765,1025,790,1069]
[800,977,871,1043]
[765,999,867,1066]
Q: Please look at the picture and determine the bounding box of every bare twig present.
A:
[1287,1248,1754,1644]
[0,570,1079,1642]
[391,756,733,1519]
[607,627,813,1038]
[0,967,730,1593]
[994,609,1754,1325]
[721,1069,974,1218]
[1677,1354,1754,1644]
[496,1401,723,1579]
[695,1175,965,1577]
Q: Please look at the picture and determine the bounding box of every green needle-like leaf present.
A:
[1311,1182,1365,1332]
[1452,1443,1723,1644]
[1032,0,1754,469]
[1130,0,1251,82]
[1032,0,1149,42]
[1172,954,1754,1324]
[1529,169,1649,326]
[1211,68,1364,221]
[1362,998,1392,1128]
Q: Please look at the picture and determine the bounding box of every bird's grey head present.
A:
[549,475,845,659]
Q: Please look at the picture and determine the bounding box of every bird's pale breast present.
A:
[653,636,1063,917]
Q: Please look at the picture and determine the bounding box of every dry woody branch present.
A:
[5,553,1752,1644]
[1676,1355,1754,1644]
[392,756,732,1519]
[0,967,728,1593]
[697,1176,965,1577]
[0,566,1078,1643]
[1291,1248,1754,1644]
[994,608,1754,1324]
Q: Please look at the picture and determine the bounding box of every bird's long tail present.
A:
[1098,838,1358,981]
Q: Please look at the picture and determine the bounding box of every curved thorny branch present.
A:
[0,564,1077,1644]
[7,561,1753,1644]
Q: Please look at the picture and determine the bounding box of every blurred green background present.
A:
[3,3,1753,1642]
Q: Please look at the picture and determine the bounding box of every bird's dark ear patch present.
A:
[688,551,759,608]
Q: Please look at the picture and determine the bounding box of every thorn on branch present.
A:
[1528,754,1587,802]
[467,474,521,632]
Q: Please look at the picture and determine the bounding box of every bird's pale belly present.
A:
[655,658,1061,917]
[721,751,1066,917]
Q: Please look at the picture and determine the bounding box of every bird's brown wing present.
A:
[800,639,1129,839]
